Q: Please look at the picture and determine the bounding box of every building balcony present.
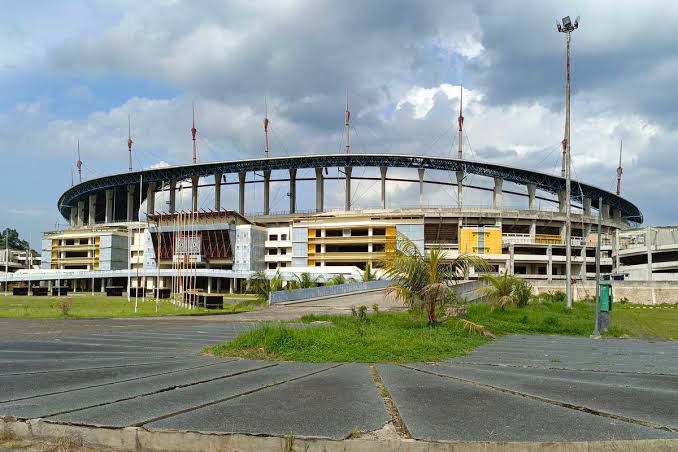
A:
[309,235,389,245]
[310,251,387,261]
[265,254,292,262]
[265,240,292,248]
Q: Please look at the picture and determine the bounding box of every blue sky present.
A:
[2,1,678,249]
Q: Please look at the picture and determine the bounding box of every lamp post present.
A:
[557,15,579,309]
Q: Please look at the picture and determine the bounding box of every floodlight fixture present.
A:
[557,15,579,33]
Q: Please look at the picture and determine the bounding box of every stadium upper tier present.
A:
[58,154,642,224]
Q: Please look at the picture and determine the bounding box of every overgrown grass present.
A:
[207,312,491,363]
[207,301,677,363]
[0,294,260,318]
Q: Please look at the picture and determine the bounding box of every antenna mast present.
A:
[616,139,623,196]
[127,115,133,172]
[70,168,74,187]
[457,85,464,159]
[191,102,197,164]
[344,87,351,153]
[76,139,82,183]
[264,97,270,158]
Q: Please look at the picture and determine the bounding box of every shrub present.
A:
[54,298,73,316]
[513,279,533,307]
[538,291,566,304]
[372,304,380,313]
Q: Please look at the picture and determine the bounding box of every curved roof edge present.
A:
[58,154,643,223]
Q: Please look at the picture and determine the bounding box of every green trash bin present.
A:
[599,281,613,332]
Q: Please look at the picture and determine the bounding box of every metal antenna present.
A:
[557,14,580,310]
[264,96,270,158]
[70,168,74,187]
[76,139,82,183]
[457,85,464,160]
[616,139,623,196]
[344,87,351,154]
[191,102,198,163]
[191,102,197,164]
[127,115,133,172]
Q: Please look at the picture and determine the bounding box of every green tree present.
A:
[0,228,30,251]
[382,233,488,326]
[326,274,346,286]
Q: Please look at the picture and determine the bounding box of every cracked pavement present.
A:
[0,317,676,442]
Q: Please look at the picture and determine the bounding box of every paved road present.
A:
[0,318,676,442]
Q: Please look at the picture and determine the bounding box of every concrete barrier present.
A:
[269,280,391,304]
[269,279,486,305]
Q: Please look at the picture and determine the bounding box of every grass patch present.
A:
[207,301,677,363]
[0,293,260,318]
[208,312,491,363]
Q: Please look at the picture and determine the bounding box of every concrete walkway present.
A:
[0,318,676,449]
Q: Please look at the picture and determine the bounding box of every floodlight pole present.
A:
[593,196,602,337]
[558,16,578,309]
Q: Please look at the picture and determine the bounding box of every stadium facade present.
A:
[0,152,660,295]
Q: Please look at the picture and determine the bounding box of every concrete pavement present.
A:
[0,317,676,449]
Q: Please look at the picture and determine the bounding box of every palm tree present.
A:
[382,233,489,326]
[480,271,533,310]
[247,271,283,300]
[361,263,379,282]
[287,272,318,290]
[326,274,347,286]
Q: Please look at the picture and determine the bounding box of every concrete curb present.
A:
[2,416,677,452]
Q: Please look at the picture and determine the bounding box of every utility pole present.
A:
[616,140,623,196]
[557,15,579,309]
[4,231,8,296]
[593,196,603,337]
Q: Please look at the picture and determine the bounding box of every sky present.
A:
[1,0,677,249]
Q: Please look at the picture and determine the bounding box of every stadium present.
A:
[1,149,641,295]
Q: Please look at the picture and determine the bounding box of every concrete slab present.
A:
[413,362,678,430]
[147,364,390,440]
[377,364,677,442]
[0,360,248,418]
[0,357,215,402]
[50,362,328,427]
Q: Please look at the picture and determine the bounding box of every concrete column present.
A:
[614,229,620,270]
[216,278,222,294]
[527,184,536,210]
[77,200,86,226]
[214,173,222,211]
[191,176,199,212]
[547,245,553,281]
[378,166,387,209]
[509,243,515,275]
[601,203,610,220]
[146,181,156,216]
[69,207,77,227]
[126,184,135,221]
[558,190,567,213]
[418,168,425,208]
[583,197,592,215]
[493,177,503,209]
[289,168,297,214]
[229,278,234,294]
[263,170,271,215]
[315,168,324,213]
[105,190,114,223]
[345,167,353,211]
[88,194,96,225]
[207,277,212,294]
[613,209,622,221]
[456,171,464,207]
[646,228,653,281]
[169,180,177,213]
[580,245,587,279]
[530,220,537,241]
[238,171,246,215]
